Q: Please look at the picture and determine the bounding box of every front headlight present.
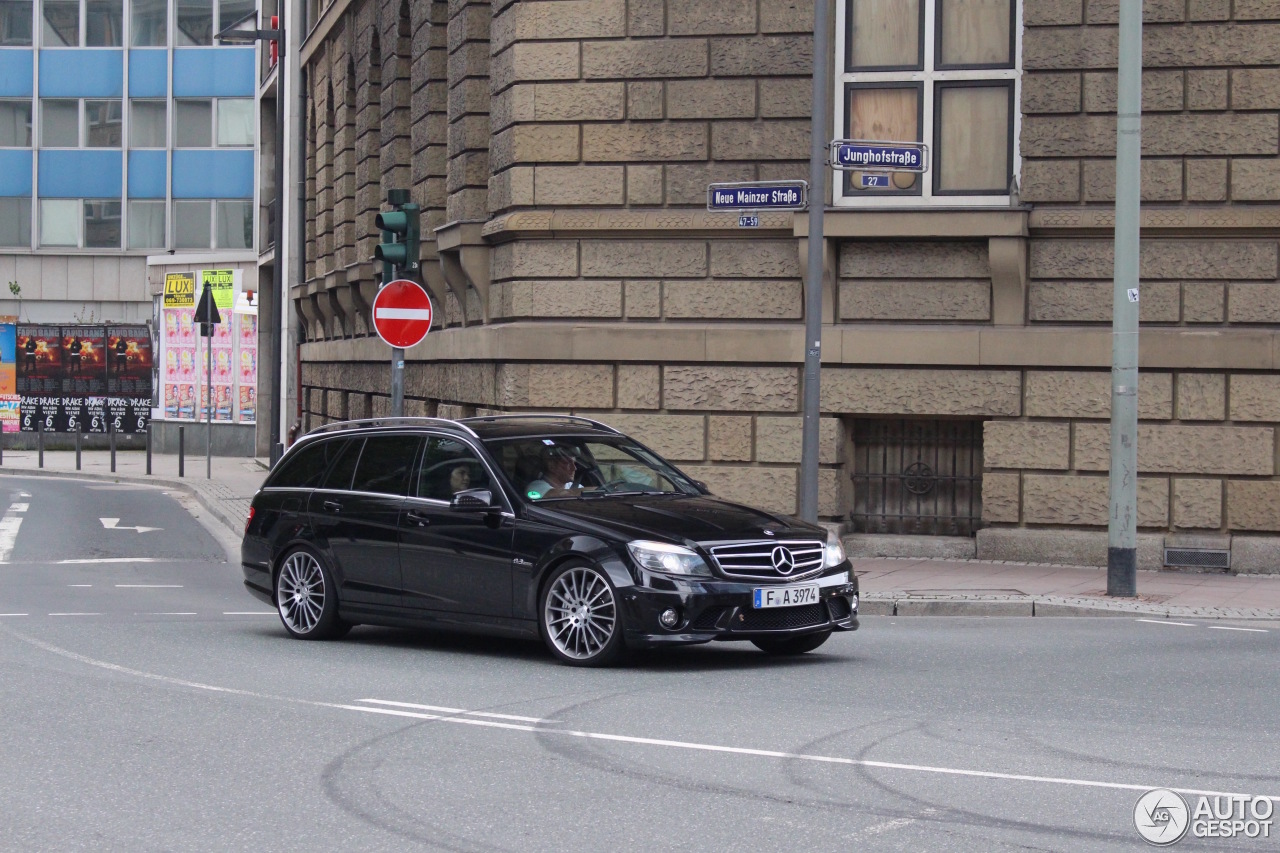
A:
[824,530,847,568]
[627,540,712,577]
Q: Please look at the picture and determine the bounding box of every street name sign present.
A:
[832,140,929,173]
[707,180,809,212]
[373,279,433,349]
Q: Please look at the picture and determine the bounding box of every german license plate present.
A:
[753,584,819,609]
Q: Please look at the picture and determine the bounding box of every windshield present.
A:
[484,436,701,501]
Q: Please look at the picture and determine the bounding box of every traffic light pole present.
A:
[376,189,418,419]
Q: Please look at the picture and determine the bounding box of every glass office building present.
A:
[0,0,257,321]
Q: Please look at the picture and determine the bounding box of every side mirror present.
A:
[450,488,497,511]
[692,480,709,493]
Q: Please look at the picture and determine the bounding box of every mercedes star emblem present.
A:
[771,545,795,575]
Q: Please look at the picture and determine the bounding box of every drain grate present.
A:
[1164,548,1230,570]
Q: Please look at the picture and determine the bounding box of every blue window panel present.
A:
[38,150,122,197]
[128,150,166,198]
[128,50,168,98]
[172,149,252,198]
[173,48,255,98]
[0,150,33,196]
[0,50,34,97]
[38,50,124,98]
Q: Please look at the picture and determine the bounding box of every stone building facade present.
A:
[293,0,1280,571]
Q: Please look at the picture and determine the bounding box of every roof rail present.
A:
[304,417,480,438]
[459,413,622,434]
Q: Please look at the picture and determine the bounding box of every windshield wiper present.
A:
[579,488,668,498]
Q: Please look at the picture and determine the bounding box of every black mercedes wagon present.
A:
[241,415,858,666]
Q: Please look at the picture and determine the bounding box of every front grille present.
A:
[708,540,824,580]
[828,597,852,620]
[690,607,729,631]
[737,603,828,631]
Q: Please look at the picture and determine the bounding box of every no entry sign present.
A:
[372,279,433,349]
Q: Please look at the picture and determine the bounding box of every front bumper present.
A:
[620,567,859,648]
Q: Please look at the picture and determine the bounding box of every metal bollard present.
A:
[178,425,184,478]
[109,421,116,473]
[146,424,152,475]
[37,420,43,468]
[76,430,82,470]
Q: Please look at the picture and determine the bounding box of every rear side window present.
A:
[267,438,350,489]
[320,438,364,491]
[416,436,491,501]
[350,435,421,496]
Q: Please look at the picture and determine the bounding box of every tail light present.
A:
[245,506,255,533]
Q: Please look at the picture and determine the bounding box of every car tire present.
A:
[539,560,626,667]
[275,547,350,641]
[751,630,832,656]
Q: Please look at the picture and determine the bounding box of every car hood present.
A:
[528,494,826,546]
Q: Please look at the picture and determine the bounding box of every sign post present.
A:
[193,280,221,479]
[374,189,422,419]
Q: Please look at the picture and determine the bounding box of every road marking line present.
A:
[1135,619,1196,627]
[57,558,171,565]
[1208,626,1269,633]
[48,612,101,616]
[68,584,93,587]
[149,612,197,616]
[0,613,28,616]
[865,818,915,835]
[0,515,22,562]
[223,611,276,616]
[357,698,558,724]
[333,703,1280,803]
[3,622,1275,806]
[9,503,28,512]
[115,584,183,588]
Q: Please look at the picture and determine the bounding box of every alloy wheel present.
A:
[278,551,326,635]
[544,566,618,661]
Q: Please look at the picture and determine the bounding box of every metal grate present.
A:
[736,603,828,631]
[850,419,984,537]
[690,607,729,631]
[827,597,852,620]
[708,540,825,581]
[1164,548,1231,570]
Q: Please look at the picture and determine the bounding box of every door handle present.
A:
[322,500,342,513]
[405,510,431,527]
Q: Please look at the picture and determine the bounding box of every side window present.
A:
[268,438,349,489]
[416,437,490,501]
[350,435,420,496]
[320,438,363,491]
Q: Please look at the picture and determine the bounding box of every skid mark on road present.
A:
[2,620,1277,807]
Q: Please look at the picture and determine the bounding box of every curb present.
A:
[861,595,1280,620]
[0,466,247,540]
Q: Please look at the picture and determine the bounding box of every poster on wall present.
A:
[106,326,153,396]
[235,311,256,424]
[61,327,106,396]
[16,323,152,434]
[17,326,62,395]
[0,316,17,433]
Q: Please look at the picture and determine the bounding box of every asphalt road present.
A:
[0,474,1276,852]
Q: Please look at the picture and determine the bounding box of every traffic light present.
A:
[374,189,420,280]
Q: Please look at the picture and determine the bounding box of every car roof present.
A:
[293,414,621,445]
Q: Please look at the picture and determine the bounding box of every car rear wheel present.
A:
[540,561,625,667]
[751,630,832,656]
[275,548,350,640]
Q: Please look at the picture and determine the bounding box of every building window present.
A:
[0,100,32,146]
[129,99,165,147]
[175,98,253,147]
[40,98,79,146]
[175,0,211,45]
[41,0,121,45]
[174,198,251,249]
[129,0,163,45]
[39,197,78,245]
[83,197,121,247]
[1,0,34,45]
[218,0,252,30]
[40,98,121,147]
[835,0,1019,207]
[0,197,32,246]
[126,198,163,247]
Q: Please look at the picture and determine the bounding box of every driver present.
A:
[525,447,582,499]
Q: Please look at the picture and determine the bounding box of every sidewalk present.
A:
[1,447,1277,620]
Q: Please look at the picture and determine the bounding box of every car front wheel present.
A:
[751,630,832,656]
[539,561,625,666]
[275,547,350,640]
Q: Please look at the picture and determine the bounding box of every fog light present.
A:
[850,594,858,611]
[659,608,679,628]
